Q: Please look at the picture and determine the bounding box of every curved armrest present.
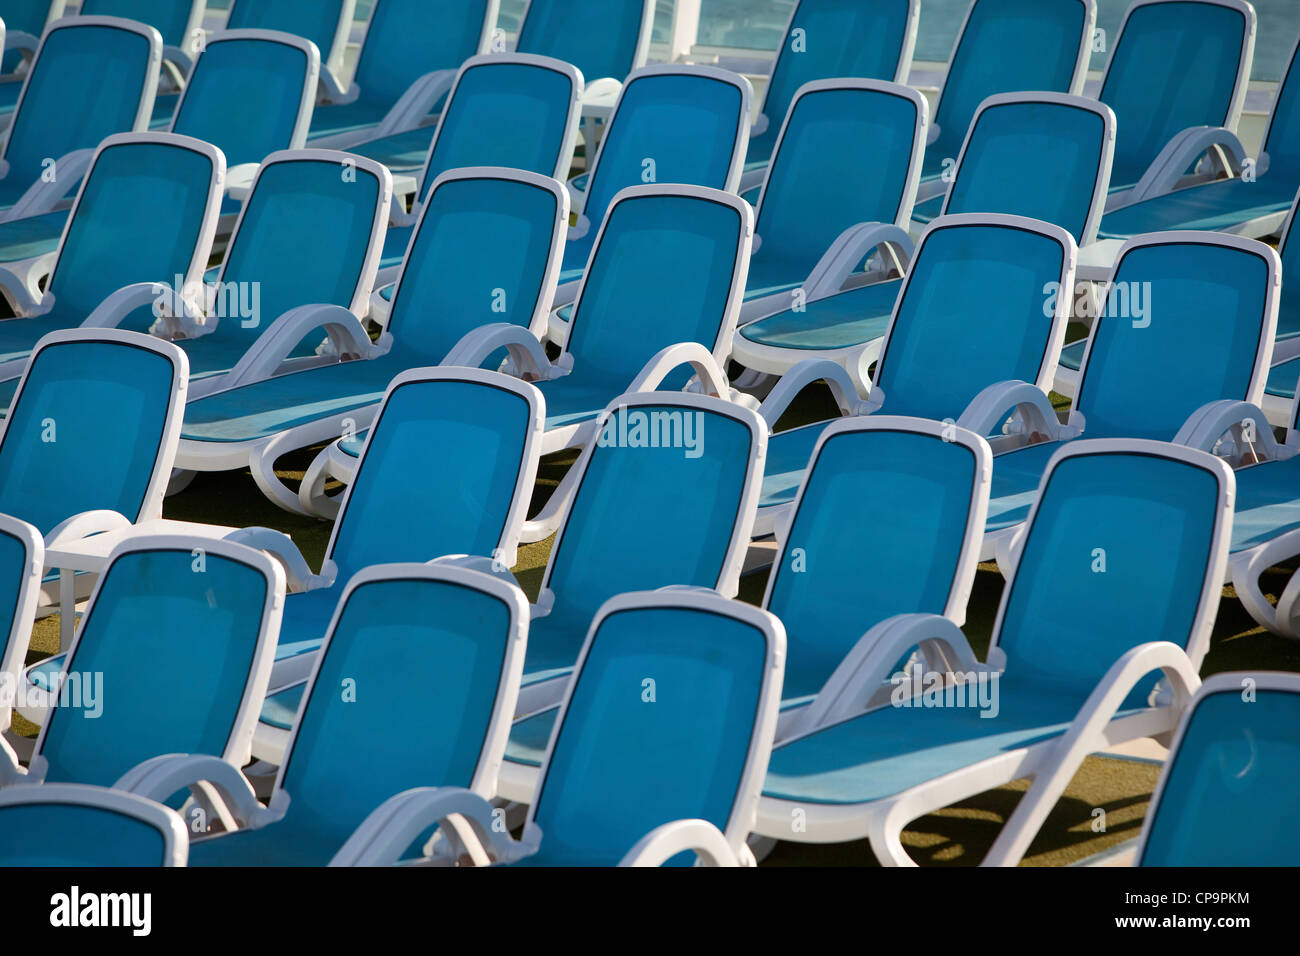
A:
[1231,526,1300,638]
[329,786,537,867]
[373,69,457,139]
[619,819,743,867]
[956,380,1068,443]
[581,77,622,107]
[224,527,330,593]
[1123,127,1247,206]
[443,323,563,380]
[220,304,378,390]
[0,264,47,317]
[801,223,914,303]
[81,281,208,337]
[1173,399,1282,465]
[758,359,875,428]
[44,510,131,550]
[983,642,1200,866]
[317,73,358,106]
[2,148,96,222]
[793,613,990,737]
[6,32,39,63]
[627,342,729,398]
[162,46,194,77]
[114,753,275,830]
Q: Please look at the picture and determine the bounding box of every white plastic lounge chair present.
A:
[350,54,581,275]
[226,0,355,96]
[307,0,498,149]
[333,589,784,867]
[914,0,1095,202]
[0,16,160,220]
[733,93,1112,384]
[81,149,391,399]
[315,184,755,524]
[0,132,222,382]
[0,1,67,115]
[744,213,1076,537]
[1117,672,1300,866]
[176,168,566,517]
[2,534,284,790]
[0,783,187,865]
[984,232,1279,561]
[751,439,1233,865]
[492,392,766,799]
[116,561,529,866]
[212,369,546,765]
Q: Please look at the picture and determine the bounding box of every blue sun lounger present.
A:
[915,0,1095,203]
[745,214,1076,536]
[1096,33,1297,245]
[351,54,581,274]
[307,0,498,148]
[1124,672,1300,866]
[0,16,160,221]
[734,93,1113,382]
[176,168,566,517]
[0,1,66,112]
[116,562,528,866]
[977,232,1278,563]
[3,535,283,792]
[751,439,1232,865]
[0,783,188,866]
[79,0,204,123]
[0,132,222,383]
[334,589,784,867]
[328,184,756,525]
[226,0,356,96]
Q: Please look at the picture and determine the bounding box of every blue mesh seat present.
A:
[0,785,187,866]
[333,591,783,867]
[753,441,1232,861]
[1135,673,1300,866]
[917,0,1093,187]
[306,0,495,147]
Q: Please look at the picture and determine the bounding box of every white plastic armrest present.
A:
[373,69,457,139]
[795,613,992,735]
[619,819,743,867]
[738,167,767,195]
[801,223,914,302]
[1233,527,1300,638]
[956,380,1069,442]
[758,359,876,427]
[44,510,131,550]
[81,281,207,338]
[220,304,378,390]
[1172,399,1282,464]
[983,642,1200,866]
[994,526,1026,579]
[442,322,561,380]
[627,342,729,398]
[0,734,24,785]
[224,526,330,593]
[1124,127,1247,206]
[2,148,96,222]
[581,77,622,106]
[318,73,357,105]
[114,753,274,829]
[162,46,194,77]
[329,786,538,867]
[0,264,45,316]
[6,32,39,61]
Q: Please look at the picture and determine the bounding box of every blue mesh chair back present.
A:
[3,19,159,196]
[873,218,1071,422]
[527,598,775,866]
[995,445,1227,708]
[767,424,984,700]
[417,56,578,203]
[226,0,352,70]
[0,335,181,534]
[326,374,539,581]
[1074,238,1275,440]
[943,96,1113,244]
[79,0,200,49]
[515,0,649,84]
[924,0,1092,180]
[35,544,276,787]
[0,786,184,866]
[1099,0,1254,189]
[749,0,917,165]
[388,173,563,363]
[1139,677,1300,866]
[170,32,316,167]
[563,189,746,394]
